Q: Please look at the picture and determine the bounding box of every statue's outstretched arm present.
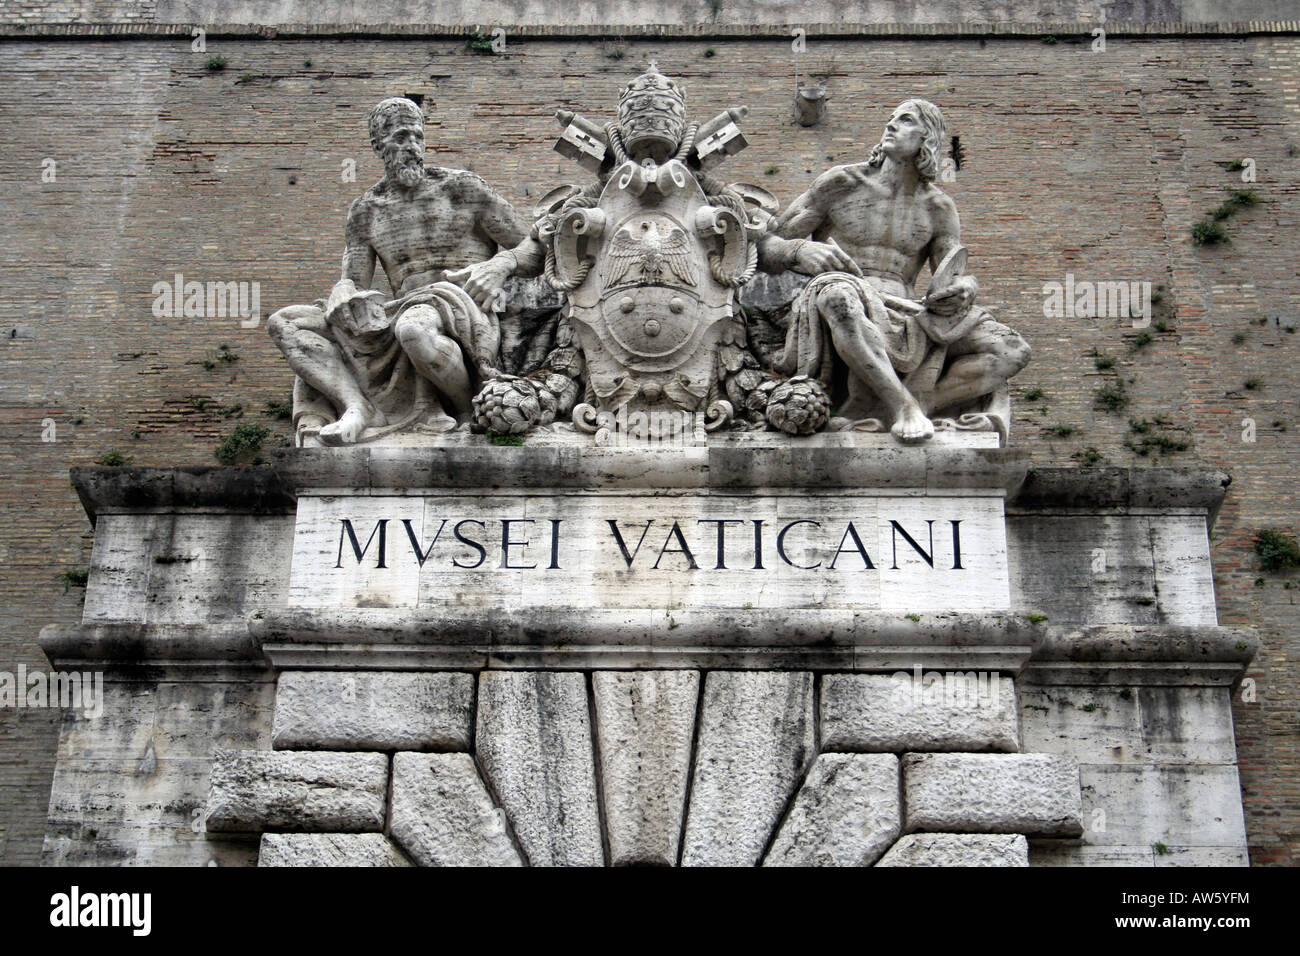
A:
[757,199,859,276]
[472,176,529,254]
[773,186,828,241]
[446,234,544,312]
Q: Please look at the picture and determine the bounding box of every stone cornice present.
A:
[2,21,1299,41]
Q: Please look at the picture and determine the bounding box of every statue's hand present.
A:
[926,275,977,317]
[447,256,513,314]
[794,240,862,277]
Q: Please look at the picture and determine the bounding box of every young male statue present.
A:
[772,98,1029,441]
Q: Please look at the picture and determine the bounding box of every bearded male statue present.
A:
[267,97,528,445]
[773,98,1030,441]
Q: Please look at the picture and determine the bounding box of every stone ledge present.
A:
[3,21,1299,40]
[272,442,1028,495]
[40,622,265,667]
[1024,625,1258,686]
[66,460,1230,521]
[70,466,294,526]
[251,608,1044,672]
[1007,468,1231,524]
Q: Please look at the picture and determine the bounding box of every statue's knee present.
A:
[396,311,457,367]
[267,304,316,344]
[266,309,291,343]
[395,305,444,344]
[392,313,419,350]
[816,282,858,317]
[1004,335,1031,375]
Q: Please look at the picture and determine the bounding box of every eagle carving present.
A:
[606,218,697,288]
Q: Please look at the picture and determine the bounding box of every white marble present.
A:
[290,491,1010,613]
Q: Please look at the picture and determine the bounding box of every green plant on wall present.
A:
[1255,530,1300,573]
[97,450,133,466]
[215,423,272,465]
[1094,382,1129,414]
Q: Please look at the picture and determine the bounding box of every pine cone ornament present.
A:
[473,376,544,435]
[765,375,831,435]
[745,376,782,421]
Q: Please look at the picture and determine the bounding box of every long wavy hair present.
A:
[866,98,947,182]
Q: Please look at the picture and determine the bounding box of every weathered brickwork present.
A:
[0,1,156,22]
[1,28,1297,865]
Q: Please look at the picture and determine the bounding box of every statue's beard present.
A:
[394,162,424,188]
[382,145,425,189]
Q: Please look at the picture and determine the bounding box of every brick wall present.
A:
[0,1,155,22]
[0,28,1297,865]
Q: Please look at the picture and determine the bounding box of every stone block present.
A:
[258,833,411,867]
[1029,842,1156,866]
[821,673,1019,752]
[272,671,473,751]
[475,672,603,866]
[1019,685,1238,765]
[205,750,388,833]
[877,833,1028,867]
[1078,764,1247,848]
[765,754,900,867]
[681,671,815,866]
[903,753,1082,836]
[1152,845,1249,866]
[389,753,522,867]
[592,671,698,866]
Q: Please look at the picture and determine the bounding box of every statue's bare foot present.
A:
[319,404,375,446]
[891,406,935,443]
[414,404,457,434]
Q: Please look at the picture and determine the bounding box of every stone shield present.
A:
[555,159,744,408]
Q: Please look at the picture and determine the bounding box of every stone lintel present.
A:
[250,608,1042,673]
